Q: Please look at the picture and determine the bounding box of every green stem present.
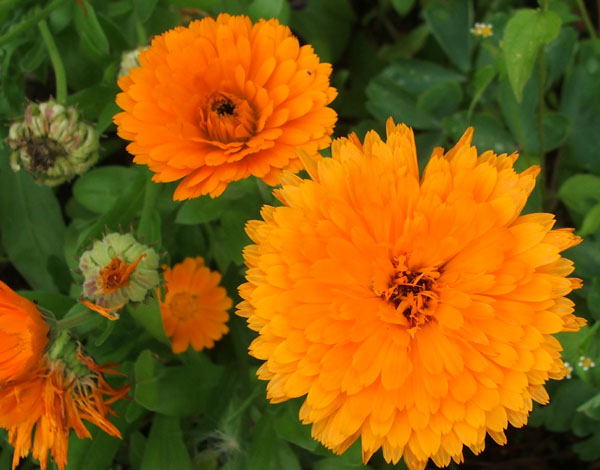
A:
[56,308,94,331]
[0,0,68,48]
[137,171,161,242]
[538,49,546,200]
[576,0,598,40]
[38,19,67,104]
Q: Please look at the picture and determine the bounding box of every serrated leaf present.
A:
[503,9,561,101]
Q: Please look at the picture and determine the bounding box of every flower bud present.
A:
[7,100,99,186]
[117,47,147,79]
[79,232,160,309]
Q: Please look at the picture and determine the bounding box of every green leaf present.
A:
[374,58,464,95]
[128,297,169,344]
[579,202,600,236]
[545,26,577,88]
[502,9,561,101]
[557,174,600,220]
[289,0,355,63]
[129,431,146,469]
[73,166,139,214]
[134,0,158,23]
[391,0,415,16]
[134,350,225,416]
[274,401,320,452]
[560,41,600,173]
[416,81,462,117]
[0,153,68,292]
[573,433,600,461]
[18,291,75,316]
[74,0,110,56]
[543,111,571,152]
[64,169,146,271]
[366,77,437,129]
[248,0,290,23]
[176,195,231,225]
[442,112,516,156]
[423,0,472,72]
[141,415,192,470]
[587,278,600,321]
[467,65,497,116]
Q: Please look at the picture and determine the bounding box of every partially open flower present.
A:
[0,332,128,470]
[159,257,231,353]
[115,13,337,199]
[79,232,160,311]
[7,100,99,186]
[0,281,49,383]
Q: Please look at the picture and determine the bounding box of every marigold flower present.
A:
[79,232,160,313]
[7,100,99,186]
[0,281,49,383]
[114,13,337,199]
[0,336,128,470]
[160,257,232,353]
[237,119,585,470]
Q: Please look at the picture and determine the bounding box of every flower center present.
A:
[169,292,198,320]
[199,91,257,144]
[374,256,440,329]
[99,254,145,294]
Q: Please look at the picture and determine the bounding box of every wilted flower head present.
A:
[0,332,128,470]
[114,13,337,199]
[238,119,585,469]
[79,232,160,311]
[0,281,49,383]
[159,257,231,353]
[7,100,99,185]
[471,22,493,37]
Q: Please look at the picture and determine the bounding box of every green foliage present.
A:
[1,0,600,469]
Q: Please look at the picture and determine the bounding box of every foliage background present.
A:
[1,0,600,469]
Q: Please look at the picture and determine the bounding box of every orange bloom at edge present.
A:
[0,281,49,383]
[114,13,337,199]
[0,352,128,470]
[237,119,585,470]
[159,257,232,353]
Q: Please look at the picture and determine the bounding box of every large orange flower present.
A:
[0,281,49,383]
[237,119,585,469]
[115,13,337,199]
[160,257,232,353]
[0,349,128,470]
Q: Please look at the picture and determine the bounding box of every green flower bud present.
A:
[79,232,160,309]
[118,47,147,79]
[7,100,99,186]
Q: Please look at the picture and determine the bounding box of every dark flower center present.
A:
[212,98,236,116]
[374,256,440,329]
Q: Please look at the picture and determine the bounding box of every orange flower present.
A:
[237,119,585,470]
[160,257,232,353]
[0,350,128,470]
[114,13,337,199]
[0,281,49,383]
